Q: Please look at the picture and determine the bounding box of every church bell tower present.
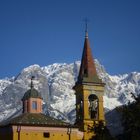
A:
[73,29,105,139]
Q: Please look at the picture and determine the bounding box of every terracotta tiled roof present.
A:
[0,113,69,127]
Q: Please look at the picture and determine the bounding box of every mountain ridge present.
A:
[0,60,139,136]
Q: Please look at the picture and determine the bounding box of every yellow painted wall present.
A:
[0,125,83,140]
[14,132,70,140]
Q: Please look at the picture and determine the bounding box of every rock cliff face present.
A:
[0,60,140,135]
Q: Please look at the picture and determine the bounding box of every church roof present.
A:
[77,31,103,84]
[0,113,69,127]
[22,88,42,101]
[22,76,42,101]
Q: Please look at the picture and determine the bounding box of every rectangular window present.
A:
[32,101,37,110]
[43,132,50,138]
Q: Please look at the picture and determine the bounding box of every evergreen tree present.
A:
[91,121,116,140]
[121,93,140,140]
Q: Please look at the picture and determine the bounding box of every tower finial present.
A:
[31,76,35,88]
[84,18,89,38]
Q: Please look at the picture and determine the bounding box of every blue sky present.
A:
[0,0,140,78]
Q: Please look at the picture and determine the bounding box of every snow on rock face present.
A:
[0,60,139,135]
[0,79,12,95]
[42,62,78,122]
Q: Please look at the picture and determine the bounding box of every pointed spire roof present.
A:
[77,31,102,84]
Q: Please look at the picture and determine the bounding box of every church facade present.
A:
[0,30,105,140]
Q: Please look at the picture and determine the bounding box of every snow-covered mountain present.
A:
[0,60,140,136]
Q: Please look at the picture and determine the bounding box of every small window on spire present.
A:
[84,69,87,75]
[32,101,37,110]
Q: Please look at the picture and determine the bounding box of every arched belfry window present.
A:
[88,94,98,119]
[77,99,83,120]
[80,100,83,113]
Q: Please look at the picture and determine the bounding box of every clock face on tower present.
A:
[88,94,98,119]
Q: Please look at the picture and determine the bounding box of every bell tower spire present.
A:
[78,21,102,84]
[73,26,105,140]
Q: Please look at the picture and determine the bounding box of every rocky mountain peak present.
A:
[0,60,139,136]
